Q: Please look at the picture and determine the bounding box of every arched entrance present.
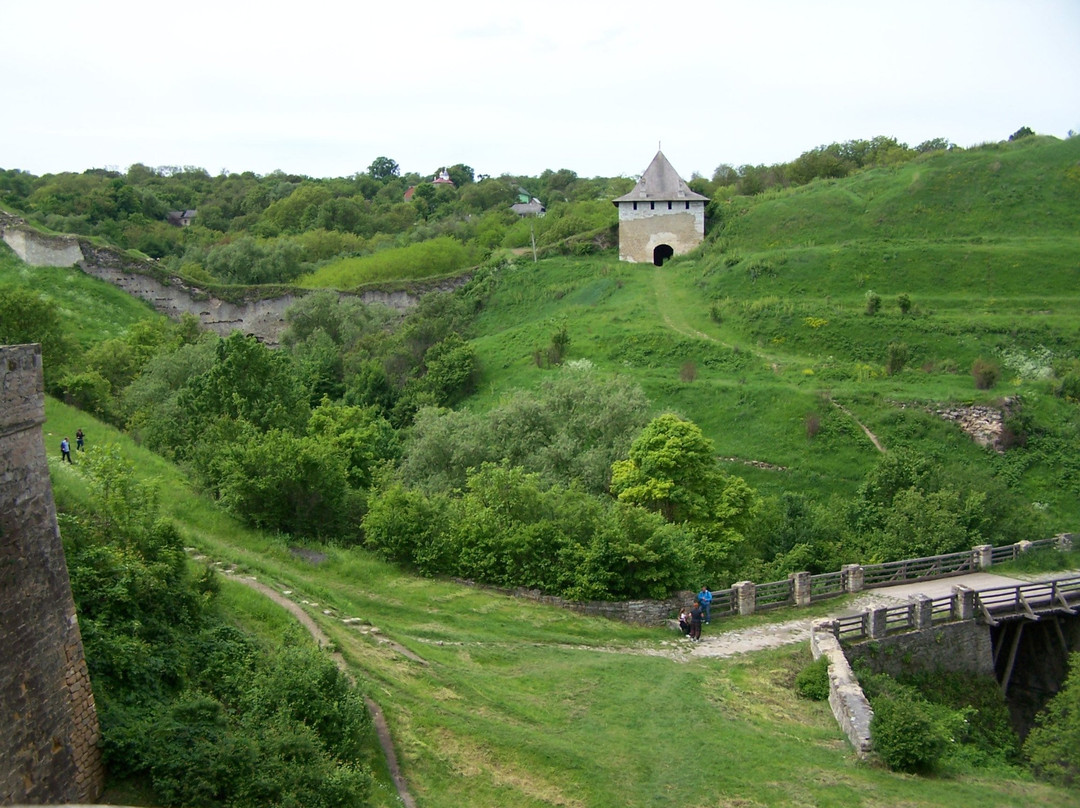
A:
[653,244,674,266]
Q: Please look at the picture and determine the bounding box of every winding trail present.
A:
[220,570,418,808]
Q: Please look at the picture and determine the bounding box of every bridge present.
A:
[811,571,1080,757]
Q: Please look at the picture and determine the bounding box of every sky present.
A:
[2,0,1078,182]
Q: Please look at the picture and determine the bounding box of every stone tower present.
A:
[1,343,104,804]
[613,151,708,265]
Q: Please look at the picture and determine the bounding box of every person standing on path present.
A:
[60,437,72,463]
[690,600,704,641]
[698,586,713,623]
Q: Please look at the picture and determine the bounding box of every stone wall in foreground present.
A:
[0,344,103,804]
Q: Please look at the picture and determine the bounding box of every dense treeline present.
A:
[0,134,975,288]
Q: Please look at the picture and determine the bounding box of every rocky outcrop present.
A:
[933,399,1017,452]
[1,213,462,346]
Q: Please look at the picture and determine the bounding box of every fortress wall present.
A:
[1,227,85,268]
[1,344,103,804]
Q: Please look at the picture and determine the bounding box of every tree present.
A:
[0,286,73,379]
[610,414,759,575]
[1009,126,1035,141]
[367,156,400,181]
[1025,652,1080,785]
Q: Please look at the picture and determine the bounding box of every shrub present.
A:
[865,290,881,315]
[680,361,697,382]
[805,413,821,438]
[795,656,830,701]
[972,358,1000,390]
[885,342,908,376]
[870,693,949,773]
[1024,651,1080,785]
[897,293,912,314]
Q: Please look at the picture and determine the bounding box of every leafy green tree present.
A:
[367,156,400,181]
[611,414,759,576]
[1025,652,1080,785]
[0,285,73,380]
[306,398,399,488]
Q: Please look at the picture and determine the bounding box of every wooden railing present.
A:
[826,573,1080,643]
[718,533,1074,620]
[860,551,974,587]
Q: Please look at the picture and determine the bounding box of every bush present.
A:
[885,342,908,376]
[897,293,912,314]
[865,290,882,315]
[972,357,1000,390]
[795,656,830,701]
[870,693,949,773]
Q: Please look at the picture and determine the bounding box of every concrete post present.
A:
[842,564,864,593]
[914,595,934,630]
[865,607,889,639]
[733,581,756,616]
[791,571,812,607]
[952,585,975,621]
[1057,533,1074,552]
[1018,540,1033,554]
[973,544,993,569]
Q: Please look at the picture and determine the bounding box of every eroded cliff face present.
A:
[0,213,459,346]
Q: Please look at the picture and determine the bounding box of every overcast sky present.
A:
[2,0,1077,182]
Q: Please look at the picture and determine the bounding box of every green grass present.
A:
[41,398,1078,806]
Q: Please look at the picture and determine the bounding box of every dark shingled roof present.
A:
[613,151,708,203]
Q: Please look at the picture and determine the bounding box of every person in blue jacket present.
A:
[697,586,712,623]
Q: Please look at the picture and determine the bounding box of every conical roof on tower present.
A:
[613,151,708,204]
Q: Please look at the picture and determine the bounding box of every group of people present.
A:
[59,429,85,463]
[678,586,713,642]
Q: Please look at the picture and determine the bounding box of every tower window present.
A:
[667,201,672,210]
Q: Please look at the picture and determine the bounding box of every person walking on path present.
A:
[76,428,85,451]
[60,437,72,463]
[690,600,704,641]
[698,586,713,623]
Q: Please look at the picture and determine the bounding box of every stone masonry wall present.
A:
[844,620,995,680]
[617,204,705,263]
[1,344,104,804]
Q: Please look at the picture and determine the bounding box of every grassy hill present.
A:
[41,397,1079,807]
[464,135,1080,525]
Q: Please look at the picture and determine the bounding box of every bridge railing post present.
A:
[733,581,756,616]
[842,564,864,593]
[791,571,812,607]
[1056,533,1074,552]
[973,544,993,569]
[952,585,975,621]
[914,595,934,629]
[865,607,888,639]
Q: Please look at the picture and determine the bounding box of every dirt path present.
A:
[220,571,418,808]
[828,397,886,453]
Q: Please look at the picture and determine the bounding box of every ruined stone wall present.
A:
[1,344,103,804]
[617,203,705,263]
[0,216,456,346]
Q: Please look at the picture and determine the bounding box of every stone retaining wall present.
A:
[810,623,874,757]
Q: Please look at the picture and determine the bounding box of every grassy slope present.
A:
[468,136,1080,523]
[43,399,1076,807]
